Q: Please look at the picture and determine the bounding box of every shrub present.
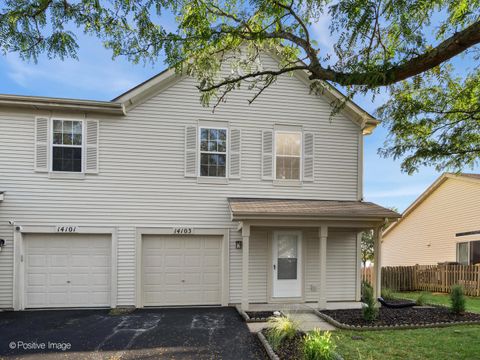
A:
[361,281,373,302]
[362,282,378,322]
[303,329,337,360]
[381,287,395,300]
[416,292,427,306]
[450,285,466,314]
[265,315,299,351]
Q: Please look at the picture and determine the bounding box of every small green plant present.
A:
[361,281,373,302]
[303,329,337,360]
[265,315,299,351]
[381,287,395,300]
[416,292,427,306]
[450,285,466,314]
[362,282,378,322]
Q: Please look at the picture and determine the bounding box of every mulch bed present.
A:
[246,311,276,321]
[321,306,480,327]
[261,329,304,360]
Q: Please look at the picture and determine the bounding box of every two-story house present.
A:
[0,53,399,311]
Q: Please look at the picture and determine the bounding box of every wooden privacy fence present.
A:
[362,265,480,296]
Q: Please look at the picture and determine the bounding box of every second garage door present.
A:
[142,235,223,306]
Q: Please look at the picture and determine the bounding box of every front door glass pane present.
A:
[277,235,298,280]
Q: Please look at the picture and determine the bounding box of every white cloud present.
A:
[4,54,143,99]
[310,12,337,63]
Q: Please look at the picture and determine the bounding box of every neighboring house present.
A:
[0,53,399,311]
[382,173,480,267]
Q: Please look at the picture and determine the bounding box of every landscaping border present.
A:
[235,305,283,323]
[257,330,344,360]
[314,309,480,331]
[257,332,280,360]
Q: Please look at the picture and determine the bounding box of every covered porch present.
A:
[228,198,400,310]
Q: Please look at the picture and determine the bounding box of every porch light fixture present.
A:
[235,241,242,250]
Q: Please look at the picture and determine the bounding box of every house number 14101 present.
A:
[56,226,78,233]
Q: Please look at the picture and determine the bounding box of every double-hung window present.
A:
[199,127,227,177]
[275,131,302,180]
[52,119,83,172]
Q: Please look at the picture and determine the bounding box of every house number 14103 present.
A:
[56,226,78,233]
[173,228,192,234]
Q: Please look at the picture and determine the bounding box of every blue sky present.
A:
[0,22,477,212]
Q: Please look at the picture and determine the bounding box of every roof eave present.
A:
[0,95,126,116]
[231,213,399,222]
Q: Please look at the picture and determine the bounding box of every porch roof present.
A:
[228,198,401,221]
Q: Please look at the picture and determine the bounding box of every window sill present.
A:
[49,172,86,180]
[197,176,229,185]
[272,179,303,187]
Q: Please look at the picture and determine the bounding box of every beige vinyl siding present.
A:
[0,55,361,308]
[382,178,480,266]
[249,230,269,303]
[326,231,357,301]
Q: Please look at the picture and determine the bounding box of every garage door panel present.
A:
[24,233,111,308]
[142,235,222,306]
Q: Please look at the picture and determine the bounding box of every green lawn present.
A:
[334,325,480,360]
[392,291,480,313]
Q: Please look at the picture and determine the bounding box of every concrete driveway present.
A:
[0,307,267,359]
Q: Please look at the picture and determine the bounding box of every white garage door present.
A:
[142,235,223,306]
[24,233,111,308]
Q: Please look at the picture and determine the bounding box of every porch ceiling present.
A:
[228,198,401,221]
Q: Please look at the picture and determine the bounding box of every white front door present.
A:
[272,231,302,298]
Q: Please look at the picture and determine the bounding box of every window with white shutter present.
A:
[199,127,227,177]
[262,130,273,180]
[275,131,302,180]
[51,119,83,172]
[184,125,198,177]
[303,132,314,182]
[229,128,241,179]
[85,119,99,174]
[35,117,49,172]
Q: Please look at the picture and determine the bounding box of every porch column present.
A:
[318,225,328,309]
[241,223,250,310]
[373,226,382,299]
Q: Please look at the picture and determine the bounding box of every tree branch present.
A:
[197,65,307,92]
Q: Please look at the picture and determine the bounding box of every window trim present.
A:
[198,126,228,178]
[50,118,85,173]
[457,241,470,265]
[274,130,303,181]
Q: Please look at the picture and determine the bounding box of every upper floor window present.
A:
[52,119,83,172]
[275,131,302,180]
[199,127,227,177]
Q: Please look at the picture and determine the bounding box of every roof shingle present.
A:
[228,198,401,220]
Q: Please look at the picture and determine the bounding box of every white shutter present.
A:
[185,125,197,177]
[262,129,274,180]
[85,120,99,174]
[34,117,49,172]
[229,128,241,179]
[303,132,314,182]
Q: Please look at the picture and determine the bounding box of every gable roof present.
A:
[113,58,379,135]
[383,173,480,236]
